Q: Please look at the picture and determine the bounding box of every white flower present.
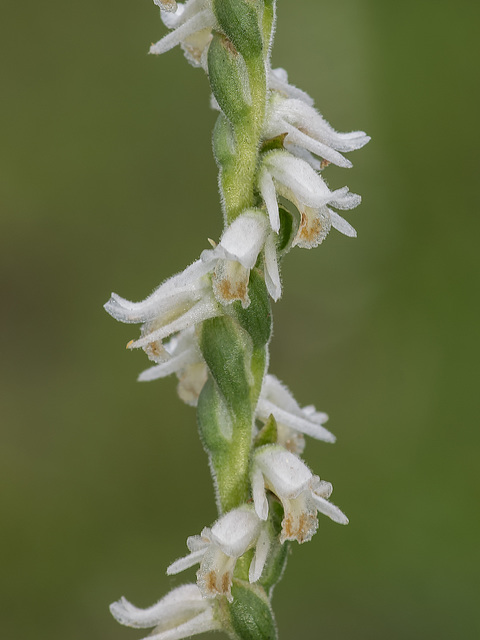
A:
[138,327,208,406]
[258,149,361,248]
[150,0,216,69]
[167,505,270,602]
[104,258,220,363]
[202,210,281,305]
[252,445,348,544]
[104,211,281,361]
[257,374,335,453]
[264,93,370,170]
[110,583,221,640]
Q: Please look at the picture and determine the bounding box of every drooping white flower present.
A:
[258,149,361,248]
[150,0,216,69]
[201,209,281,305]
[110,583,221,640]
[104,258,220,363]
[252,445,348,544]
[264,93,370,170]
[167,505,270,602]
[138,327,208,406]
[257,374,335,453]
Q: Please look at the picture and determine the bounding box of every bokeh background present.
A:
[2,1,479,638]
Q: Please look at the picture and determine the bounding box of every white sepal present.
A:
[257,374,335,449]
[263,233,282,302]
[268,67,315,106]
[265,94,370,169]
[110,584,221,640]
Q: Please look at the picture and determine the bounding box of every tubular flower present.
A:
[257,374,334,453]
[251,445,348,544]
[167,505,270,602]
[150,0,216,69]
[258,149,361,248]
[110,584,221,640]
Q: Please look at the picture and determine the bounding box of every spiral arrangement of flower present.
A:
[105,2,369,638]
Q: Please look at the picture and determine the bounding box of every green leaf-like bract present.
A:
[208,32,250,126]
[229,583,278,640]
[214,0,263,60]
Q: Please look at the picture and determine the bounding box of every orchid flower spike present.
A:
[257,374,335,453]
[150,0,216,69]
[258,149,361,248]
[167,505,271,602]
[104,259,220,363]
[252,445,348,544]
[110,584,221,640]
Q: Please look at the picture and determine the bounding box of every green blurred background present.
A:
[2,0,479,638]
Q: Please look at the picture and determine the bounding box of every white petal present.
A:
[330,189,361,210]
[264,151,332,209]
[186,532,210,552]
[311,477,333,499]
[302,404,329,424]
[249,526,271,583]
[210,506,261,557]
[328,209,357,238]
[268,67,314,106]
[219,212,268,269]
[257,399,336,443]
[311,493,349,525]
[251,466,268,520]
[255,446,313,499]
[284,142,322,171]
[104,259,211,324]
[129,296,219,350]
[160,2,185,28]
[280,121,353,169]
[149,608,220,640]
[149,9,214,55]
[264,233,282,302]
[259,169,280,233]
[261,375,300,415]
[138,347,197,381]
[278,98,370,152]
[166,548,207,575]
[109,584,205,629]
